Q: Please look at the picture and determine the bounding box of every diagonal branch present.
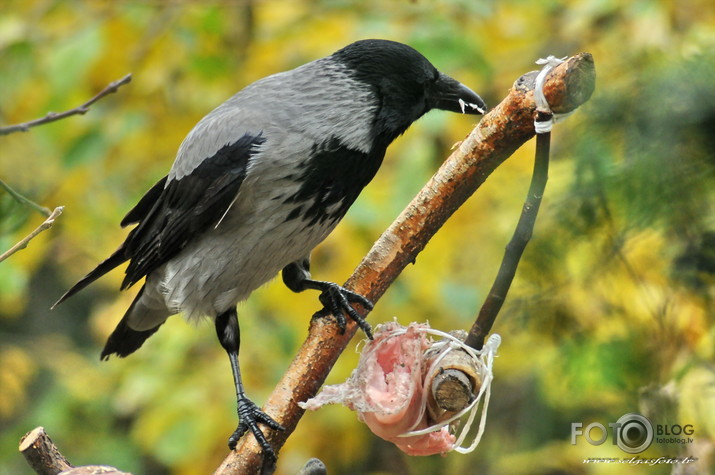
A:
[0,73,132,136]
[0,178,51,217]
[19,427,73,475]
[218,53,595,474]
[0,206,64,263]
[1,73,133,262]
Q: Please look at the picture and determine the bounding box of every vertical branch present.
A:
[464,128,551,350]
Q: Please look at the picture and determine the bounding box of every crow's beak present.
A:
[429,72,487,115]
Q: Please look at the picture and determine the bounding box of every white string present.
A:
[377,325,501,455]
[454,334,500,453]
[533,55,574,133]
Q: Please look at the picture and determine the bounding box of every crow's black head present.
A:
[331,39,486,142]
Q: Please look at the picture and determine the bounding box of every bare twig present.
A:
[217,53,595,473]
[465,127,552,350]
[0,206,63,263]
[1,74,132,260]
[0,178,51,216]
[0,73,132,136]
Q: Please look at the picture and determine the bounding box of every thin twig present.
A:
[0,206,63,263]
[464,126,551,350]
[0,178,51,217]
[0,73,132,136]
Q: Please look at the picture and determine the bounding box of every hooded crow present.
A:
[54,39,486,459]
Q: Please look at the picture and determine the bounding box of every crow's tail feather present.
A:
[100,285,168,359]
[52,247,128,309]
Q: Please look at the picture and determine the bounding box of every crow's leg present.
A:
[215,307,284,458]
[282,256,374,339]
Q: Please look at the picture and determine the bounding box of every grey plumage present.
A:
[54,39,486,458]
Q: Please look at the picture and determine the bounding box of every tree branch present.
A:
[0,73,132,136]
[19,427,73,475]
[217,53,595,473]
[1,73,132,261]
[0,178,52,216]
[0,206,63,263]
[19,426,131,475]
[464,128,552,350]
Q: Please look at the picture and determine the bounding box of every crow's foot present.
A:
[228,395,284,460]
[313,282,374,339]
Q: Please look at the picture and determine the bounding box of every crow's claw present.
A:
[314,282,374,339]
[228,396,284,460]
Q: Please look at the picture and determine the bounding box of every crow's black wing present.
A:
[120,175,168,228]
[54,132,265,306]
[121,132,265,289]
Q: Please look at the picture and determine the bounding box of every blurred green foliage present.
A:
[1,1,713,474]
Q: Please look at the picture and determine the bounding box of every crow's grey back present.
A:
[169,57,379,182]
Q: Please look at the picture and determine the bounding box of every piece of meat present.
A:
[301,321,457,455]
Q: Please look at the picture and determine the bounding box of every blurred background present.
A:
[1,1,713,474]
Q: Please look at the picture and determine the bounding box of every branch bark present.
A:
[19,427,131,475]
[218,53,595,473]
[19,427,73,475]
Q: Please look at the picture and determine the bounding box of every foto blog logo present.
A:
[571,413,655,454]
